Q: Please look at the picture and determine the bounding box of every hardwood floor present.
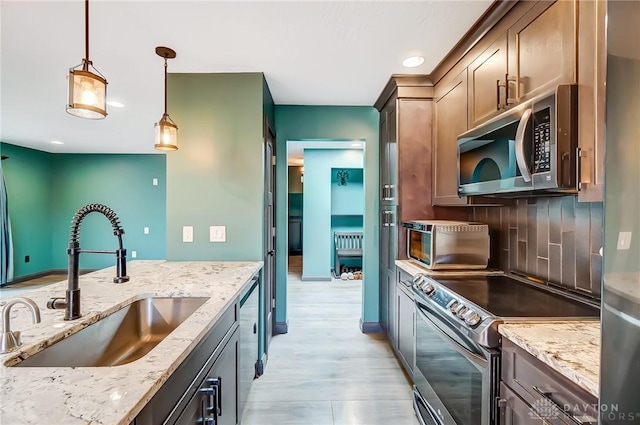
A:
[242,256,419,425]
[0,274,66,299]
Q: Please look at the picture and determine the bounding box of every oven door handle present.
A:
[416,302,488,368]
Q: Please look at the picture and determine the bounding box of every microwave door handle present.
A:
[515,108,533,182]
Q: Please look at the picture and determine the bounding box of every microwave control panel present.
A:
[533,107,551,173]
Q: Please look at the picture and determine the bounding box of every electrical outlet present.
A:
[210,226,226,242]
[24,255,30,263]
[144,227,149,234]
[131,251,137,258]
[152,178,158,186]
[183,226,194,243]
[617,232,632,250]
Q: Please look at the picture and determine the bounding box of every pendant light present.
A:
[154,47,178,151]
[66,0,107,119]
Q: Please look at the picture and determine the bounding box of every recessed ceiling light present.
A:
[402,56,425,68]
[107,100,125,108]
[351,143,362,147]
[51,140,64,145]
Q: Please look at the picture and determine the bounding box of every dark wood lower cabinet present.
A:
[500,339,598,425]
[175,328,238,425]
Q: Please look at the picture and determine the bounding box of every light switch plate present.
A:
[183,226,194,243]
[152,178,158,186]
[144,227,149,234]
[617,232,632,250]
[210,226,226,242]
[132,251,137,258]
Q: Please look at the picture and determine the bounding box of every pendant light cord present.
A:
[164,57,168,116]
[84,0,90,66]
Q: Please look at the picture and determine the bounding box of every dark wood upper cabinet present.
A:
[433,69,469,206]
[507,0,577,104]
[468,34,509,128]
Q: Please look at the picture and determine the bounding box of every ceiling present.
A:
[0,0,493,154]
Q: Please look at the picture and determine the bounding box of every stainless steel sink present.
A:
[10,297,209,367]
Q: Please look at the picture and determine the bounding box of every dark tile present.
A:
[517,200,528,242]
[537,257,549,281]
[518,241,527,272]
[548,198,562,244]
[561,196,576,232]
[536,199,549,258]
[590,203,604,254]
[510,204,518,229]
[590,253,603,296]
[575,201,591,292]
[527,205,538,275]
[500,207,509,250]
[509,229,518,271]
[500,249,510,271]
[549,244,562,284]
[561,231,576,289]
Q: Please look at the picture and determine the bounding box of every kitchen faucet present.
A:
[1,297,41,354]
[47,204,129,320]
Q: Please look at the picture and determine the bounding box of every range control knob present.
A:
[463,310,481,327]
[448,300,460,313]
[412,274,424,286]
[455,304,468,318]
[421,283,435,296]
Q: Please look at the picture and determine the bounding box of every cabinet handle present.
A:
[200,377,222,422]
[253,323,257,334]
[505,74,516,105]
[496,79,503,110]
[531,386,597,425]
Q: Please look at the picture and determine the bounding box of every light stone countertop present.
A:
[499,322,601,397]
[0,260,262,425]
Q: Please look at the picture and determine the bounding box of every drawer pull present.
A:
[531,386,597,425]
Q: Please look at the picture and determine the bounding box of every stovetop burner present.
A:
[434,275,600,319]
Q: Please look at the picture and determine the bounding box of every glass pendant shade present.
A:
[154,114,178,151]
[67,64,107,119]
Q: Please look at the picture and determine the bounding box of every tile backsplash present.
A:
[472,196,603,295]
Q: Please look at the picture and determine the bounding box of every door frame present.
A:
[263,118,276,362]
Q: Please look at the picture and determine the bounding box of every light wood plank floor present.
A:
[242,256,419,425]
[0,274,66,299]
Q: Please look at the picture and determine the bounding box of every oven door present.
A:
[413,298,500,425]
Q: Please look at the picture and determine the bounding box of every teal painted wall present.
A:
[0,143,53,279]
[303,150,362,278]
[50,154,166,270]
[330,167,364,270]
[274,106,380,325]
[165,73,264,261]
[0,143,166,280]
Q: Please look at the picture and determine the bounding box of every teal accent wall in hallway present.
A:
[50,154,166,270]
[0,143,53,279]
[274,105,380,327]
[165,73,264,261]
[0,143,166,281]
[331,167,364,271]
[303,150,363,278]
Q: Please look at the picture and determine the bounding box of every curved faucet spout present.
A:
[49,203,129,321]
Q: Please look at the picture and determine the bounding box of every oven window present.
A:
[409,230,431,266]
[415,311,483,424]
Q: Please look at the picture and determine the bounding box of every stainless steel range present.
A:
[411,272,600,425]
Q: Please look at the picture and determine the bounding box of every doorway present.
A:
[263,122,276,357]
[286,140,365,284]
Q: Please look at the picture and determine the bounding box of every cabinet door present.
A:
[379,110,388,202]
[387,105,398,204]
[468,34,508,128]
[175,329,238,425]
[433,69,469,206]
[396,281,415,374]
[500,382,548,425]
[387,271,397,349]
[576,0,605,202]
[508,0,577,103]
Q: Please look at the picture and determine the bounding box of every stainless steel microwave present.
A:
[457,84,577,197]
[402,220,489,270]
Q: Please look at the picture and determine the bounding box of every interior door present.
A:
[264,122,276,354]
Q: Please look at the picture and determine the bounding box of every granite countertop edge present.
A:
[498,322,600,398]
[0,260,263,425]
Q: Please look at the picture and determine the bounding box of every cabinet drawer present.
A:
[502,339,598,424]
